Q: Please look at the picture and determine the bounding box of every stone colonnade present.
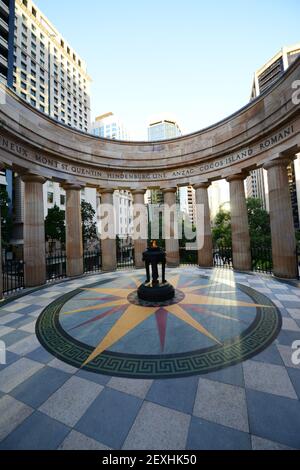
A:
[1,153,297,292]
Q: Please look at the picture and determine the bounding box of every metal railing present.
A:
[2,256,25,296]
[179,247,198,265]
[251,245,273,274]
[84,250,102,273]
[117,245,134,269]
[213,246,233,269]
[46,251,67,282]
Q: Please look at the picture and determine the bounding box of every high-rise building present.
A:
[92,112,133,240]
[250,44,300,99]
[247,43,300,227]
[147,116,185,215]
[13,0,91,130]
[0,0,15,87]
[92,112,130,140]
[246,169,267,210]
[0,1,15,202]
[7,0,94,245]
[148,118,182,141]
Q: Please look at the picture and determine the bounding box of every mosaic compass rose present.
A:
[36,272,282,379]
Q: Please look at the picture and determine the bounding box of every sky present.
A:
[35,0,300,140]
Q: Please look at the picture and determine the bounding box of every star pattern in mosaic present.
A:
[61,274,272,367]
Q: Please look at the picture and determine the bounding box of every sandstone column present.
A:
[0,202,2,298]
[22,174,46,287]
[62,183,84,278]
[264,158,297,278]
[163,188,179,267]
[194,183,213,267]
[132,189,148,268]
[227,174,251,271]
[99,188,117,272]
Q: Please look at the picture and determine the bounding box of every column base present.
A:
[167,262,180,268]
[67,258,84,278]
[102,266,117,273]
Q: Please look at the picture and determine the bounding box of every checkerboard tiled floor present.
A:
[0,268,300,450]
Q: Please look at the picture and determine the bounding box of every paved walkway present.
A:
[0,268,299,450]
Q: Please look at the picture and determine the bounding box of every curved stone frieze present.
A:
[0,57,300,188]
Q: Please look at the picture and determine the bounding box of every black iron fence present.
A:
[117,245,134,269]
[2,254,25,296]
[46,251,67,282]
[251,245,273,274]
[213,246,233,269]
[179,247,197,265]
[84,250,102,273]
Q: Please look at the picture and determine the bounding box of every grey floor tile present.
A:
[246,389,300,449]
[0,411,70,450]
[3,303,31,312]
[0,358,44,393]
[0,395,33,442]
[10,305,43,315]
[187,416,251,450]
[7,334,40,356]
[202,363,244,387]
[6,316,36,329]
[251,435,294,450]
[0,351,19,371]
[0,313,23,325]
[0,330,30,347]
[193,378,249,432]
[251,344,284,366]
[11,366,70,408]
[123,402,190,450]
[0,326,14,338]
[146,376,198,414]
[48,357,78,374]
[277,344,300,370]
[39,375,103,427]
[282,317,300,331]
[287,308,300,320]
[19,321,37,334]
[108,377,153,399]
[26,346,54,364]
[59,430,110,450]
[76,388,142,449]
[287,368,300,400]
[277,330,300,346]
[243,360,297,399]
[75,369,111,385]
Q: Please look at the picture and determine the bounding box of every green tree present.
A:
[81,200,98,247]
[246,197,271,247]
[0,186,13,248]
[212,209,232,247]
[212,198,271,248]
[45,204,66,245]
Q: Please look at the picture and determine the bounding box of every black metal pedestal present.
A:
[137,281,175,302]
[138,246,175,302]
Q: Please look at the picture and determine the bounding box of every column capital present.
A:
[226,172,249,183]
[21,173,46,184]
[97,187,115,195]
[162,187,177,194]
[132,189,147,196]
[193,182,211,190]
[62,182,84,191]
[263,157,295,171]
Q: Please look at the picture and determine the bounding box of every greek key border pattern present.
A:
[36,277,282,379]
